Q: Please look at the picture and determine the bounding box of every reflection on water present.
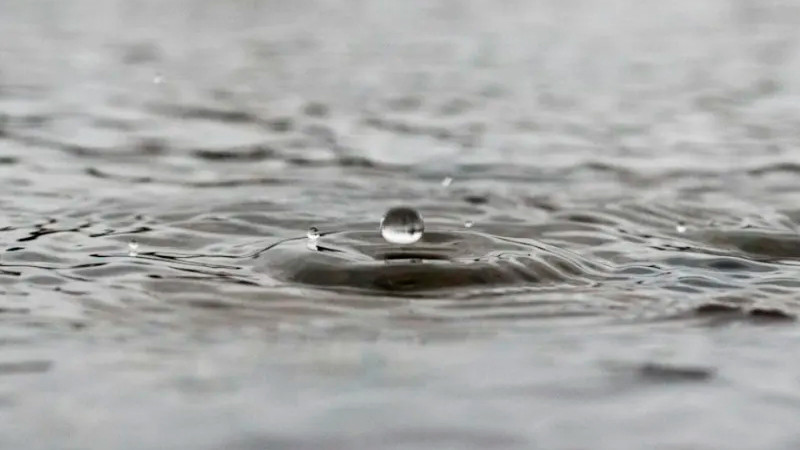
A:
[3,0,800,448]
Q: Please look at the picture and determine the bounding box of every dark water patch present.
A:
[151,103,260,124]
[384,96,424,112]
[192,146,275,162]
[613,264,664,276]
[136,137,168,155]
[748,162,800,177]
[187,177,290,188]
[24,275,64,286]
[656,299,798,325]
[229,428,526,450]
[0,306,30,314]
[0,360,52,376]
[694,302,745,315]
[0,269,22,277]
[704,230,800,259]
[263,117,294,133]
[748,307,795,322]
[336,155,378,168]
[437,97,474,116]
[302,102,329,117]
[14,223,94,244]
[706,257,767,271]
[661,255,778,273]
[285,156,329,167]
[463,194,488,205]
[636,362,715,383]
[86,167,153,184]
[118,41,162,65]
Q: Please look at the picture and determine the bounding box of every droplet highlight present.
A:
[464,220,474,228]
[441,176,453,188]
[307,226,320,250]
[380,207,424,245]
[676,221,687,233]
[128,239,139,257]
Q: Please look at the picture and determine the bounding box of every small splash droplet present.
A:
[676,222,687,233]
[307,226,320,250]
[380,207,424,245]
[441,176,453,188]
[153,74,164,85]
[464,220,474,228]
[128,239,139,257]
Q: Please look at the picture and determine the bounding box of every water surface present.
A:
[3,0,800,448]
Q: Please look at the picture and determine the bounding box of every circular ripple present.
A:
[255,230,604,294]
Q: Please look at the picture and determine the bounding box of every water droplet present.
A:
[464,220,474,228]
[153,74,164,85]
[128,239,139,257]
[380,207,424,245]
[676,222,687,233]
[441,176,453,188]
[307,226,320,250]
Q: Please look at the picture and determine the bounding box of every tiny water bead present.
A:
[464,220,474,228]
[380,207,424,245]
[307,226,320,250]
[441,176,453,188]
[128,239,139,257]
[676,221,687,233]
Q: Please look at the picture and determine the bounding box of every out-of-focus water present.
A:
[3,0,800,448]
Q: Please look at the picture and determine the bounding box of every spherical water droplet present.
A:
[128,239,139,257]
[380,207,424,245]
[676,222,687,233]
[464,220,474,228]
[441,176,453,188]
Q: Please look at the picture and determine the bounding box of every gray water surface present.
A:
[3,0,800,448]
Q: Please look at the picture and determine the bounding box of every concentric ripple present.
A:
[255,229,606,294]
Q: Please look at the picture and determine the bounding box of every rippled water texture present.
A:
[4,0,800,448]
